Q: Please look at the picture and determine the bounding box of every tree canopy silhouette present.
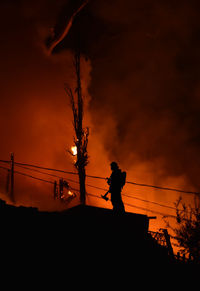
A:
[171,196,200,262]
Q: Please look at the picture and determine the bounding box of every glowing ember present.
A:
[71,146,77,156]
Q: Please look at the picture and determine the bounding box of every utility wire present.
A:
[16,161,200,195]
[0,159,10,164]
[124,202,177,219]
[15,164,64,179]
[38,182,175,218]
[14,161,78,176]
[125,181,200,195]
[0,165,80,201]
[0,165,54,184]
[15,164,85,188]
[10,164,178,211]
[122,193,177,211]
[1,159,199,196]
[86,192,177,219]
[0,164,178,218]
[14,170,54,184]
[0,165,10,171]
[83,182,177,211]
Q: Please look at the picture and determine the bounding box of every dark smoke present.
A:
[50,0,200,192]
[86,0,200,190]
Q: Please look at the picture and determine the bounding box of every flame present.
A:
[71,146,77,156]
[68,190,73,196]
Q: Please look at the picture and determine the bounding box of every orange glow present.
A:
[1,0,199,259]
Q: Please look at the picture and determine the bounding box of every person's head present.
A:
[110,162,119,171]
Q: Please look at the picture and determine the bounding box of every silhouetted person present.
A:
[102,162,126,214]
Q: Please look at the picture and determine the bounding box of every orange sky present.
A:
[0,0,199,246]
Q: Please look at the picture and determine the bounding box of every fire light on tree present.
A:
[46,0,90,205]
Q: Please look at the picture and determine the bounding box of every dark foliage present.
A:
[173,196,200,262]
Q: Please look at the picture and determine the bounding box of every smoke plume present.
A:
[87,0,200,192]
[0,0,92,210]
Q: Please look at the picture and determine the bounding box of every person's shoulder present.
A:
[116,169,122,175]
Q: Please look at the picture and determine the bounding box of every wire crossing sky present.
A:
[0,159,199,196]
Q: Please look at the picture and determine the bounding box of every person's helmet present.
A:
[110,162,119,170]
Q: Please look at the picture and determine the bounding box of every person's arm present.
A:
[101,190,109,201]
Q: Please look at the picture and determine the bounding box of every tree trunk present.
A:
[79,167,86,205]
[75,48,88,205]
[65,43,89,205]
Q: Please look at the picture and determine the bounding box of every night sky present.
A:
[0,0,200,229]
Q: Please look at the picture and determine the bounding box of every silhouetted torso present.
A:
[109,168,125,214]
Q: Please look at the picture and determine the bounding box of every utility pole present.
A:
[10,152,15,203]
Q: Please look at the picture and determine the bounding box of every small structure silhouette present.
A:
[102,162,126,214]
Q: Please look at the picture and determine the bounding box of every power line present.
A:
[0,159,10,164]
[0,164,193,224]
[16,163,106,192]
[85,171,200,195]
[1,159,199,196]
[126,181,200,196]
[122,193,177,211]
[0,164,178,218]
[15,170,54,184]
[11,164,178,211]
[123,202,177,219]
[0,165,79,203]
[75,193,162,218]
[14,161,78,176]
[82,181,177,211]
[86,192,177,219]
[19,161,200,195]
[15,163,85,189]
[0,165,10,171]
[0,165,54,184]
[14,161,106,180]
[15,164,64,179]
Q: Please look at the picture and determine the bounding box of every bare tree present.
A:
[65,50,89,205]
